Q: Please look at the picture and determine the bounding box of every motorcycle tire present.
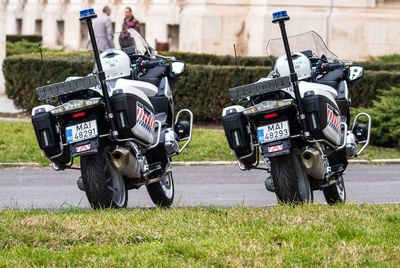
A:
[270,150,312,204]
[80,145,128,209]
[146,170,174,208]
[323,175,346,205]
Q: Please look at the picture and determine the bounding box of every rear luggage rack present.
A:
[229,76,291,102]
[36,75,98,100]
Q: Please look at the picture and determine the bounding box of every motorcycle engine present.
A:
[345,132,358,158]
[165,128,179,155]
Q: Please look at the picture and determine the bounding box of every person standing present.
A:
[122,7,141,34]
[93,6,114,51]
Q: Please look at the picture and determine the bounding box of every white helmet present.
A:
[274,52,312,80]
[100,49,131,80]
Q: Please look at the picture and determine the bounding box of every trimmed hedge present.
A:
[3,53,93,110]
[3,52,399,120]
[354,62,400,71]
[350,71,400,107]
[2,53,270,121]
[162,51,272,67]
[6,35,42,43]
[173,65,270,121]
[6,40,63,57]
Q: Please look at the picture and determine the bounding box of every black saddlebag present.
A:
[222,109,253,158]
[110,91,155,144]
[32,110,61,157]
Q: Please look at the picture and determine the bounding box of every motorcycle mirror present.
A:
[169,61,186,78]
[348,65,364,81]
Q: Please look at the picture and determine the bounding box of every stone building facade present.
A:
[2,0,400,92]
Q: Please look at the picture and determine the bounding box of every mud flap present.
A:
[71,138,99,157]
[260,138,291,158]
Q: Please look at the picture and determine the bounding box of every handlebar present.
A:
[316,61,344,75]
[139,59,163,70]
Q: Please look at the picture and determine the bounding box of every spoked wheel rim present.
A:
[160,171,174,199]
[106,158,127,207]
[335,175,346,201]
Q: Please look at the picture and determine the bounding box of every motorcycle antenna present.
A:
[79,8,118,139]
[233,42,239,70]
[38,44,48,84]
[272,11,309,137]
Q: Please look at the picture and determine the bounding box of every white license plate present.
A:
[257,120,290,144]
[66,120,98,144]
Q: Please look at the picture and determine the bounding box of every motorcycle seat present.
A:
[317,80,338,89]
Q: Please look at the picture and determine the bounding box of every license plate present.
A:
[66,120,98,144]
[257,120,290,144]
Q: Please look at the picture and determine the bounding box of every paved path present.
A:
[0,94,23,114]
[0,165,399,209]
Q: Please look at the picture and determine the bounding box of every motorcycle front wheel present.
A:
[146,169,174,208]
[80,145,128,209]
[270,150,312,204]
[323,175,346,205]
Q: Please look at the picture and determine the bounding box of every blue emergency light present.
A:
[272,10,290,23]
[79,8,97,21]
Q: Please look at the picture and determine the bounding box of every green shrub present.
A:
[173,65,270,121]
[6,34,42,43]
[3,52,400,122]
[3,53,270,121]
[3,53,93,110]
[350,70,400,107]
[353,88,400,148]
[368,54,400,63]
[354,62,400,71]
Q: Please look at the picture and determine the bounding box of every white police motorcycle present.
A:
[222,11,371,204]
[31,9,193,208]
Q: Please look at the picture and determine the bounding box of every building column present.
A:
[0,6,6,95]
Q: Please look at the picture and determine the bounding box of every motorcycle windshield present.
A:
[266,31,338,63]
[87,28,156,56]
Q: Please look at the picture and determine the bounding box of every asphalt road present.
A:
[0,165,399,209]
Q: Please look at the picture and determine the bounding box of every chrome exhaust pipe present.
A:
[109,147,140,179]
[300,146,326,180]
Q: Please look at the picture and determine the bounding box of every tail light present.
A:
[264,113,278,119]
[73,112,86,118]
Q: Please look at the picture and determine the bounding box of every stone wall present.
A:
[2,0,400,60]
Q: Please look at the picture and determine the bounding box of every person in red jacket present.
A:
[123,7,141,34]
[119,7,142,48]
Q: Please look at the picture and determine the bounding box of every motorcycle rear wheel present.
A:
[270,151,312,204]
[80,146,128,209]
[323,175,346,205]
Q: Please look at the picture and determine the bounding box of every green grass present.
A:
[173,128,235,161]
[0,204,399,266]
[0,120,399,165]
[0,120,50,165]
